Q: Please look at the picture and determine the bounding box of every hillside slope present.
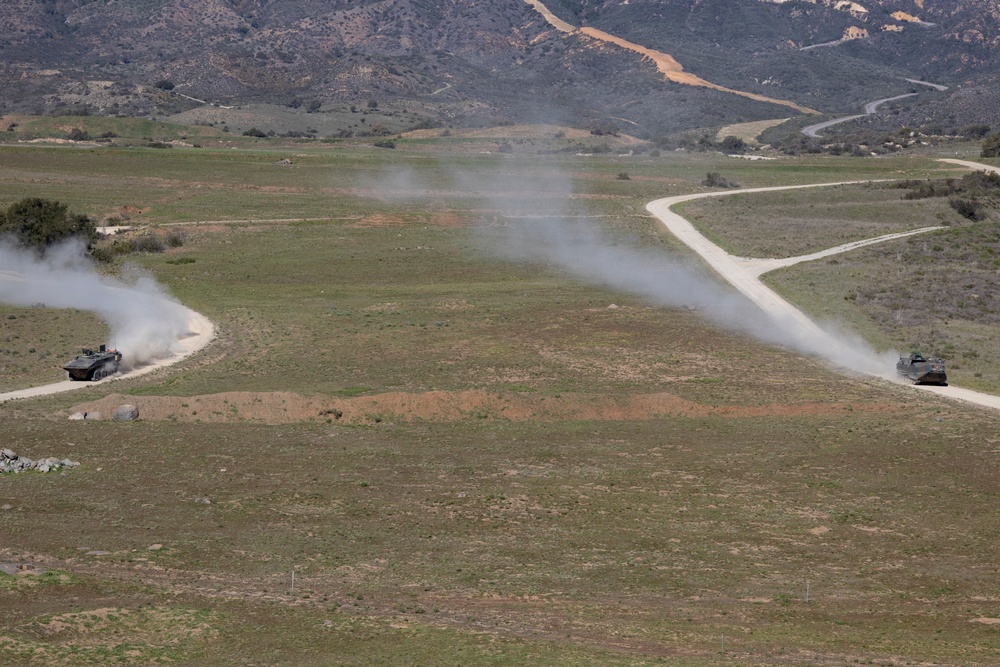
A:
[0,0,998,133]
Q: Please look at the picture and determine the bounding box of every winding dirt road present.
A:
[802,93,919,138]
[0,303,214,404]
[646,163,1000,412]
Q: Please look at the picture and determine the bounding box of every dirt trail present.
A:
[0,303,214,404]
[646,165,1000,413]
[525,0,818,115]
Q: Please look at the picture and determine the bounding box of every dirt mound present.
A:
[67,390,900,425]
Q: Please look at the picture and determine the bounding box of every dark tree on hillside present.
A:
[154,79,175,91]
[0,198,96,253]
[982,133,1000,158]
[719,135,747,154]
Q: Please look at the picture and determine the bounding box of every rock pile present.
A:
[1,448,79,474]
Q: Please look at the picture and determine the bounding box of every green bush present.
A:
[127,235,167,253]
[0,198,95,252]
[702,172,739,189]
[950,198,985,221]
[719,135,747,154]
[982,132,1000,158]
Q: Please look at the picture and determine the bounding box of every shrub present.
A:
[242,127,267,137]
[719,135,747,155]
[89,245,116,263]
[961,124,991,139]
[0,198,96,252]
[982,133,1000,158]
[373,139,396,149]
[125,234,166,253]
[616,172,630,180]
[962,170,1000,192]
[165,231,185,248]
[307,100,322,113]
[497,142,513,154]
[950,198,985,221]
[66,128,91,141]
[154,79,175,91]
[367,99,378,109]
[702,172,739,189]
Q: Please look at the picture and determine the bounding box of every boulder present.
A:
[112,405,139,422]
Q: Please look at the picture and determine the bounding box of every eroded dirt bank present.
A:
[68,389,902,424]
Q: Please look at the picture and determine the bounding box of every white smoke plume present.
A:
[0,240,192,370]
[448,165,898,379]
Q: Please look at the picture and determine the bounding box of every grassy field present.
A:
[3,134,1000,666]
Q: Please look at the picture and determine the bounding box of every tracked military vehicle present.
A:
[896,352,947,386]
[63,345,122,381]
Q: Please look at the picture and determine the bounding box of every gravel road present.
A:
[647,167,1000,412]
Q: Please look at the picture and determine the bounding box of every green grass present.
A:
[0,308,107,392]
[677,181,961,258]
[3,139,1000,665]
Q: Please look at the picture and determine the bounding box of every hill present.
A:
[1,0,999,135]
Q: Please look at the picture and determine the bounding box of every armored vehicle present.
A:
[896,352,947,386]
[63,345,122,381]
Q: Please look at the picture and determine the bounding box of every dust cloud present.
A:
[0,240,192,370]
[376,162,898,378]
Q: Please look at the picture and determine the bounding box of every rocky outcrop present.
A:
[0,448,79,474]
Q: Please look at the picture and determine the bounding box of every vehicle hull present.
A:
[63,346,122,382]
[896,354,947,386]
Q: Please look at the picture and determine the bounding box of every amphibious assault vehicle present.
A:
[63,345,122,381]
[896,352,947,386]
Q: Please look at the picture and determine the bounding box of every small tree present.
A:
[702,172,739,189]
[0,198,96,253]
[982,132,1000,158]
[719,135,747,155]
[66,128,91,141]
[367,99,378,110]
[950,198,985,221]
[154,79,175,91]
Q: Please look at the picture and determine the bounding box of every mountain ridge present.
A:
[1,0,998,135]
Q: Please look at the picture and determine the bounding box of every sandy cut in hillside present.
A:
[68,390,902,425]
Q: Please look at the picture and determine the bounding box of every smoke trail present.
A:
[458,166,899,377]
[0,239,192,370]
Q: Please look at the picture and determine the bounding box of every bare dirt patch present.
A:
[67,390,903,425]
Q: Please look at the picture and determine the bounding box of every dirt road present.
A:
[524,0,818,115]
[802,93,918,138]
[646,172,1000,412]
[0,301,214,404]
